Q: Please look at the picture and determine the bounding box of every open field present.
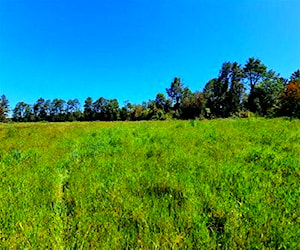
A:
[0,118,299,249]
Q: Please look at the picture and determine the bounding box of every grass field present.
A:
[0,118,299,249]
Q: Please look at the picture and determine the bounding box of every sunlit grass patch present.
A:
[0,118,299,248]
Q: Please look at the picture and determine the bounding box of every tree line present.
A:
[0,57,299,122]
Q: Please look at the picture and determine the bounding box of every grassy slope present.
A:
[0,119,299,249]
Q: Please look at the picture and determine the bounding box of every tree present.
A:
[246,70,285,116]
[181,91,205,119]
[13,102,33,122]
[204,78,222,117]
[204,62,245,117]
[83,97,94,121]
[33,98,47,121]
[66,99,81,121]
[104,99,119,121]
[244,57,267,92]
[129,104,147,121]
[290,69,300,81]
[259,71,285,116]
[0,95,9,121]
[204,63,232,117]
[279,79,300,118]
[44,100,52,121]
[146,93,172,120]
[50,98,66,121]
[155,93,170,113]
[93,97,107,120]
[227,62,245,115]
[166,77,185,112]
[243,58,268,113]
[217,62,235,116]
[120,101,133,121]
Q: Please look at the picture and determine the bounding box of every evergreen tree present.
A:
[290,69,300,81]
[244,57,267,92]
[13,102,33,122]
[83,97,94,121]
[0,95,9,121]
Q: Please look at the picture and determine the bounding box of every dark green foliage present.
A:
[244,57,267,91]
[104,98,120,121]
[92,97,120,121]
[12,102,33,122]
[33,98,48,121]
[148,93,172,120]
[164,79,204,119]
[3,57,300,123]
[246,71,285,116]
[204,62,245,117]
[180,91,205,119]
[155,93,169,112]
[66,99,81,121]
[166,77,185,111]
[83,97,94,121]
[129,104,148,121]
[50,98,66,121]
[290,69,300,81]
[0,95,9,121]
[227,62,245,115]
[120,101,133,121]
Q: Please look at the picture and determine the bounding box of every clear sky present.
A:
[1,0,300,110]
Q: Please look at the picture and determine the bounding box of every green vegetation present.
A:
[0,119,299,248]
[1,58,300,122]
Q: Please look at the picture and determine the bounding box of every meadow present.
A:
[0,118,299,249]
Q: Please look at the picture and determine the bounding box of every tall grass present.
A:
[0,118,299,248]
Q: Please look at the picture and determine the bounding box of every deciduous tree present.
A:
[279,79,300,118]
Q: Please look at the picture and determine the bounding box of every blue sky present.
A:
[0,0,300,110]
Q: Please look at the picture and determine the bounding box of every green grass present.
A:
[0,118,299,249]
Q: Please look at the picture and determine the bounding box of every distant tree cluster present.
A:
[1,58,299,122]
